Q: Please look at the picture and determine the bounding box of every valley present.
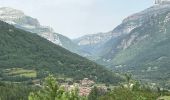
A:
[74,3,170,89]
[0,0,170,100]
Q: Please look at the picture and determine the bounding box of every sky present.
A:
[0,0,154,39]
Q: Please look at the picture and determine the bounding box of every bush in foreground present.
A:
[28,75,87,100]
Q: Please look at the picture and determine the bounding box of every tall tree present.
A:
[28,75,87,100]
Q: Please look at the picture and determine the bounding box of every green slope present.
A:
[0,21,122,84]
[112,10,170,87]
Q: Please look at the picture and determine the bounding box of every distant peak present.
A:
[0,7,16,10]
[0,7,24,15]
[0,7,25,20]
[155,0,170,5]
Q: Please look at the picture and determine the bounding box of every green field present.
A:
[158,96,170,100]
[4,68,37,78]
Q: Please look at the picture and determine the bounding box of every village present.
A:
[32,77,108,96]
[61,78,108,96]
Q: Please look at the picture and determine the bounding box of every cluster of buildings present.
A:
[79,78,95,96]
[32,77,107,96]
[61,78,107,96]
[61,78,95,96]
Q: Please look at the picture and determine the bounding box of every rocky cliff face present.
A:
[0,7,58,43]
[0,7,79,53]
[95,4,170,61]
[98,4,170,87]
[74,32,112,46]
[155,0,170,4]
[73,32,113,58]
[74,3,170,87]
[73,5,143,60]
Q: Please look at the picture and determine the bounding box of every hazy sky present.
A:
[0,0,154,38]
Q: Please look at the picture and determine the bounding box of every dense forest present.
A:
[0,82,37,100]
[0,21,123,84]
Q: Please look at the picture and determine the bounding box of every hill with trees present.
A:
[0,20,122,84]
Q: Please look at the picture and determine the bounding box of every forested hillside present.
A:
[0,21,122,84]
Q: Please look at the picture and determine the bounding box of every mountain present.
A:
[0,7,79,54]
[74,3,170,87]
[97,3,170,87]
[0,20,123,84]
[74,5,141,61]
[73,32,113,60]
[155,0,170,4]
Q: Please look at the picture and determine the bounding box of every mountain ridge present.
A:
[99,4,170,87]
[0,7,80,54]
[73,4,170,87]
